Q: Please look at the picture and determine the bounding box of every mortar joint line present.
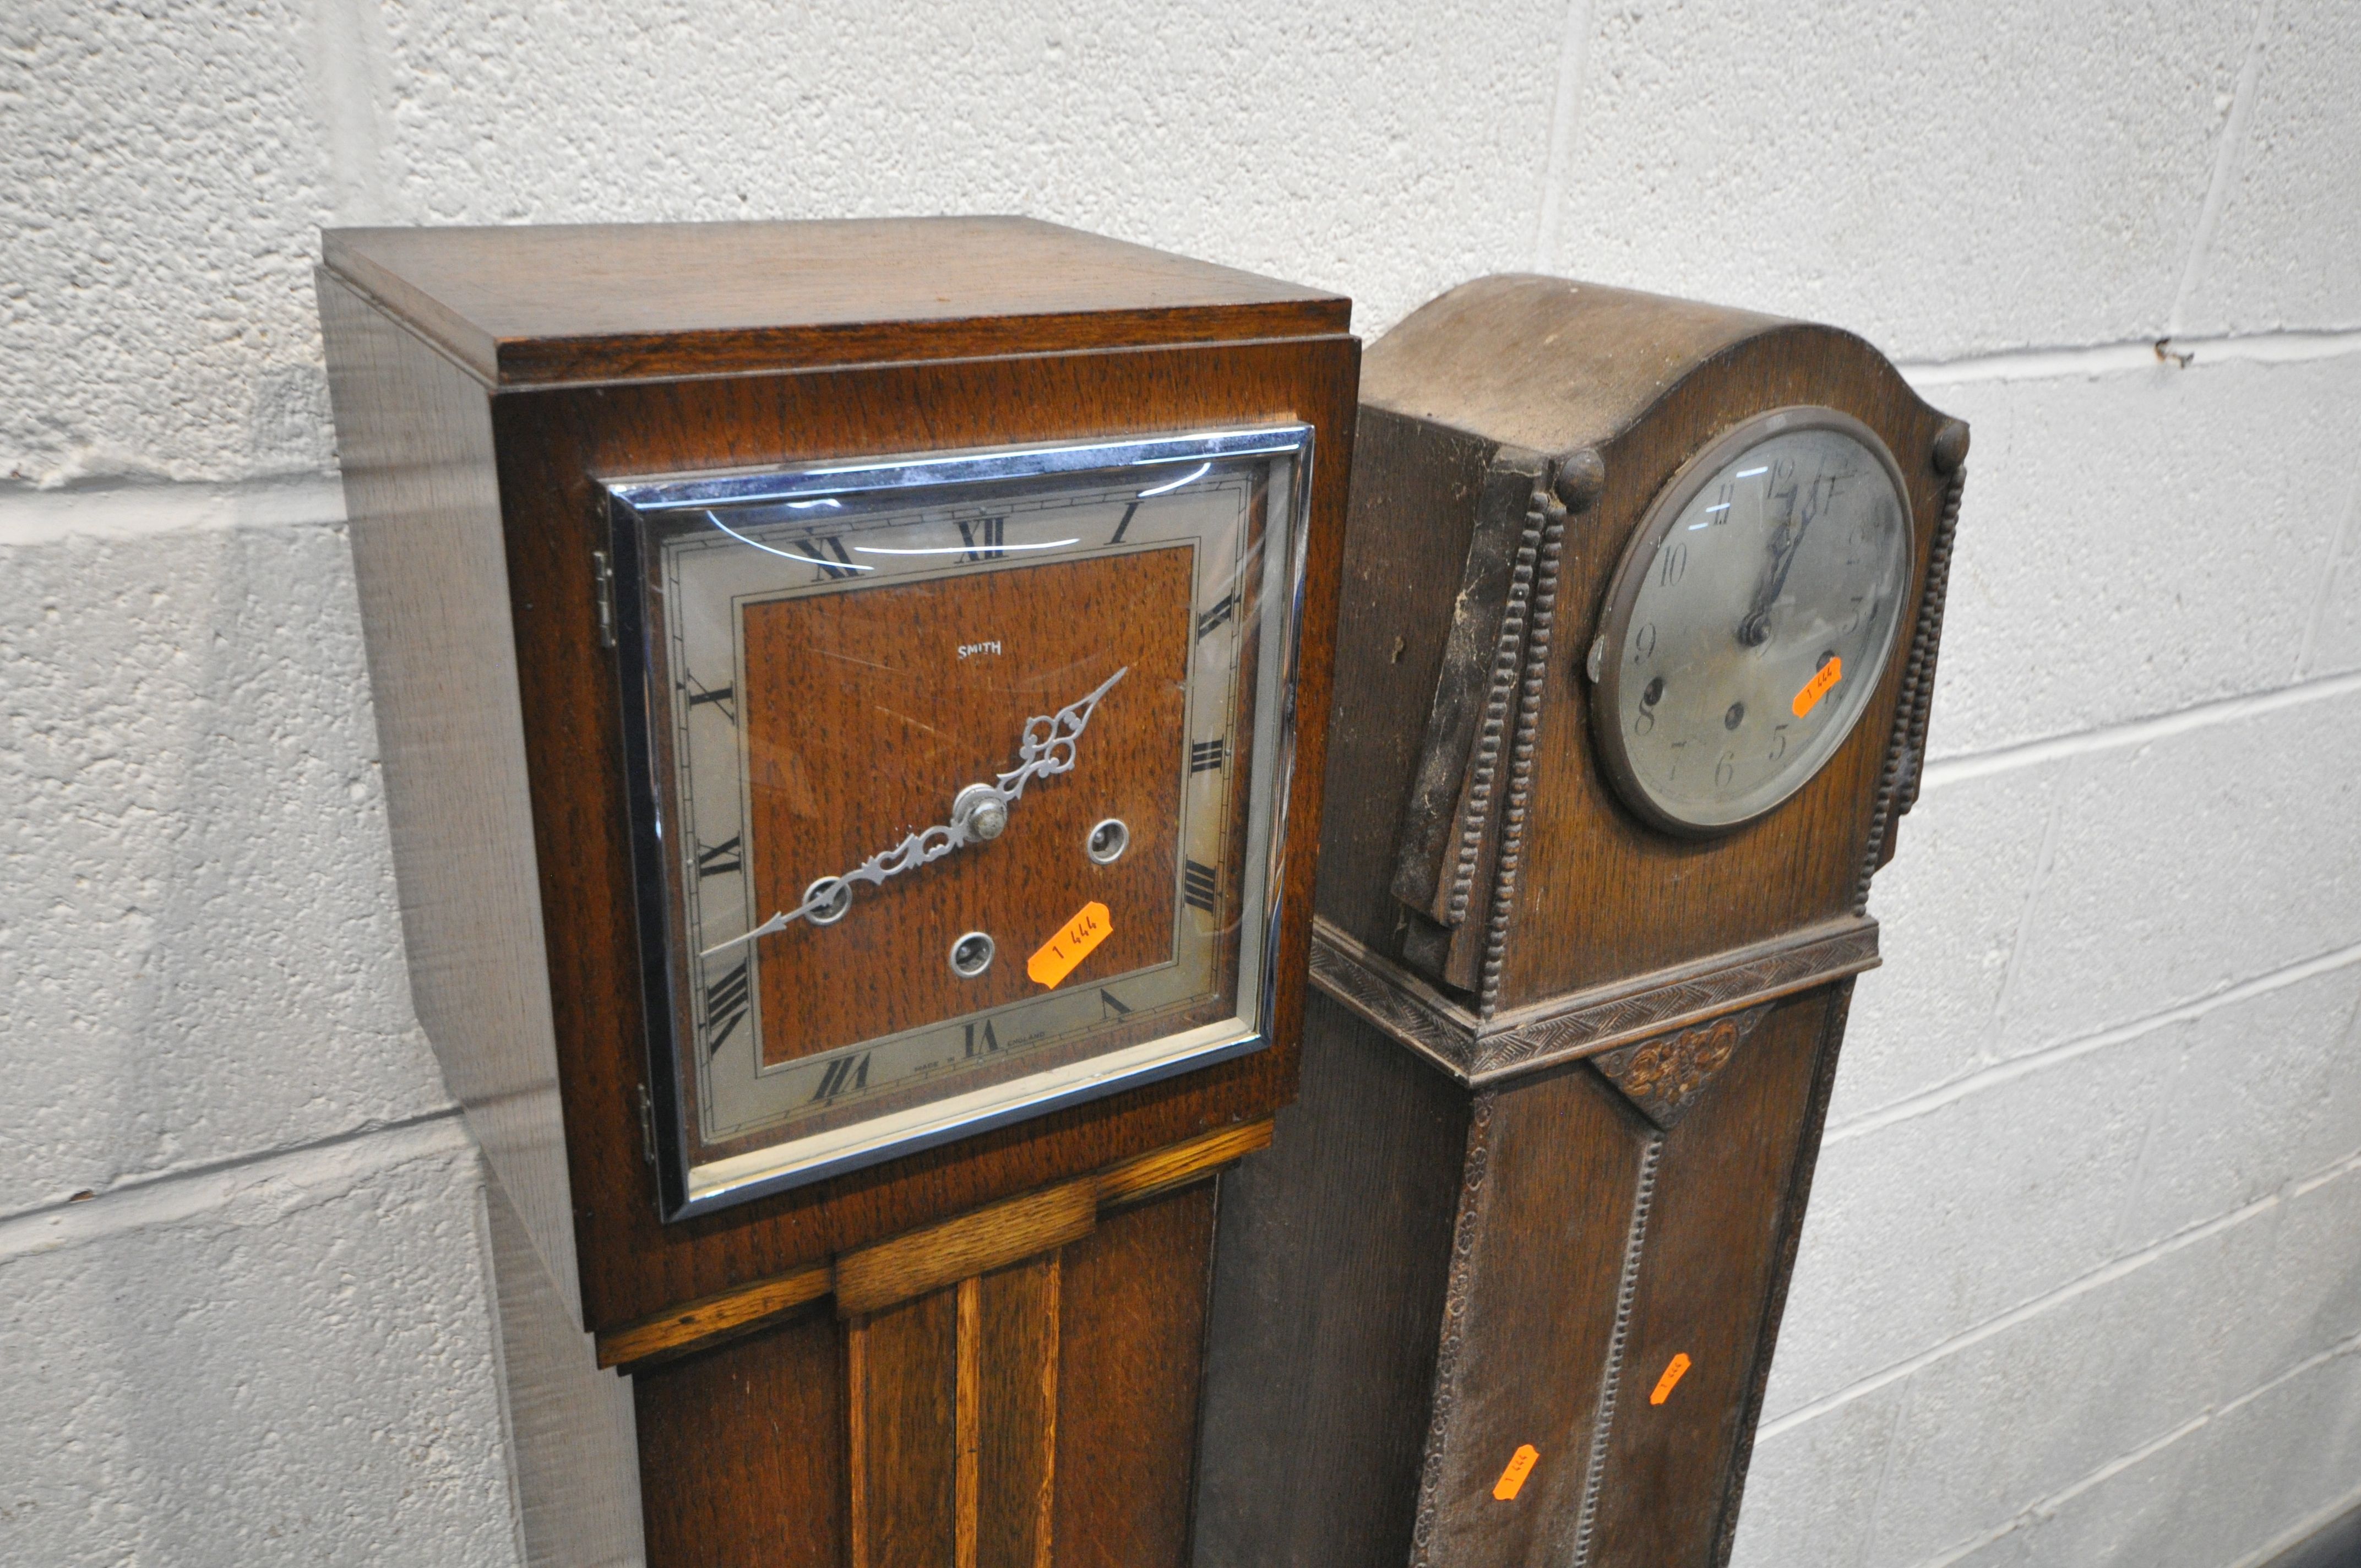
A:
[1897,326,2361,389]
[1760,1142,2361,1445]
[1912,1324,2361,1568]
[0,1104,467,1231]
[1919,668,2361,793]
[1834,938,2361,1147]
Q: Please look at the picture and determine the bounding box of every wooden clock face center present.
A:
[741,548,1191,1065]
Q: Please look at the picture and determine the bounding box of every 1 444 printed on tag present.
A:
[1028,901,1112,988]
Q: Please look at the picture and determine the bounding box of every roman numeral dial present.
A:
[703,960,750,1059]
[614,426,1310,1218]
[1182,859,1220,914]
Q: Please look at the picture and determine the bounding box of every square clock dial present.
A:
[607,429,1313,1218]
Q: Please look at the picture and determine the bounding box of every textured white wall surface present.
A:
[4,2,2357,1564]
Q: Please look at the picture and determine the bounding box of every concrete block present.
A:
[1761,1030,2173,1416]
[1864,1188,2283,1564]
[368,0,1565,341]
[1538,0,2252,361]
[0,1121,518,1566]
[2177,4,2361,336]
[1995,689,2361,1060]
[1939,1337,2361,1568]
[1921,356,2361,760]
[2265,1163,2361,1385]
[1,0,340,484]
[1726,1379,1903,1568]
[1838,764,2063,1123]
[2300,478,2361,682]
[0,522,454,1213]
[1766,1163,2361,1567]
[2118,962,2361,1250]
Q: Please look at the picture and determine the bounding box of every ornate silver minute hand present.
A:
[1738,470,1821,647]
[700,667,1129,958]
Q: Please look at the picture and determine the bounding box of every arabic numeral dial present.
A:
[1600,411,1914,834]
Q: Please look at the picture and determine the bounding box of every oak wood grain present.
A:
[322,217,1348,387]
[1411,1063,1645,1567]
[1582,990,1833,1566]
[1194,994,1469,1568]
[1304,406,1499,964]
[836,1180,1096,1318]
[958,1278,982,1568]
[634,1308,847,1567]
[971,1258,1060,1568]
[487,334,1353,1333]
[595,1259,834,1371]
[1194,276,1963,1568]
[320,220,1357,1567]
[739,547,1192,1066]
[1096,1119,1273,1208]
[629,1162,1225,1566]
[851,1288,961,1568]
[595,1118,1270,1370]
[1054,1183,1218,1567]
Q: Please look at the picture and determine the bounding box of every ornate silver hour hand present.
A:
[1738,472,1823,647]
[699,666,1129,957]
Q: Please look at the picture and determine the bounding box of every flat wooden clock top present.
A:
[322,216,1350,385]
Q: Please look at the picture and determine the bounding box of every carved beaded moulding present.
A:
[1307,916,1878,1087]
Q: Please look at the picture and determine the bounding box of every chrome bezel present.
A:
[605,426,1314,1221]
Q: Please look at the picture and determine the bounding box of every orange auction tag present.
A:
[1028,901,1112,988]
[1791,657,1843,717]
[1650,1353,1692,1406]
[1492,1444,1539,1501]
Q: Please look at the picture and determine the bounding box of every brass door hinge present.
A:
[593,549,618,650]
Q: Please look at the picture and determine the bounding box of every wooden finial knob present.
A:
[1932,420,1970,475]
[1554,448,1606,511]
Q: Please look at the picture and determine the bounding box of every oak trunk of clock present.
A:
[1190,276,1966,1567]
[317,219,1355,1566]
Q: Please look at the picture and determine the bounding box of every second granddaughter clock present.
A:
[1193,275,1967,1567]
[317,218,1356,1566]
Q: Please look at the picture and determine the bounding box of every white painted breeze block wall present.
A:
[4,2,2356,1563]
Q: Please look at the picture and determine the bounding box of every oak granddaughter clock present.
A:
[316,219,1356,1565]
[1190,276,1967,1567]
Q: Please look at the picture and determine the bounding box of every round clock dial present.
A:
[1593,408,1912,834]
[608,430,1309,1217]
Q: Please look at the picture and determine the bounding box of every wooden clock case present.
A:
[315,219,1358,1566]
[1189,276,1967,1568]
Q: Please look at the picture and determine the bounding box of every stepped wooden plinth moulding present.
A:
[1190,276,1967,1568]
[317,217,1358,1566]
